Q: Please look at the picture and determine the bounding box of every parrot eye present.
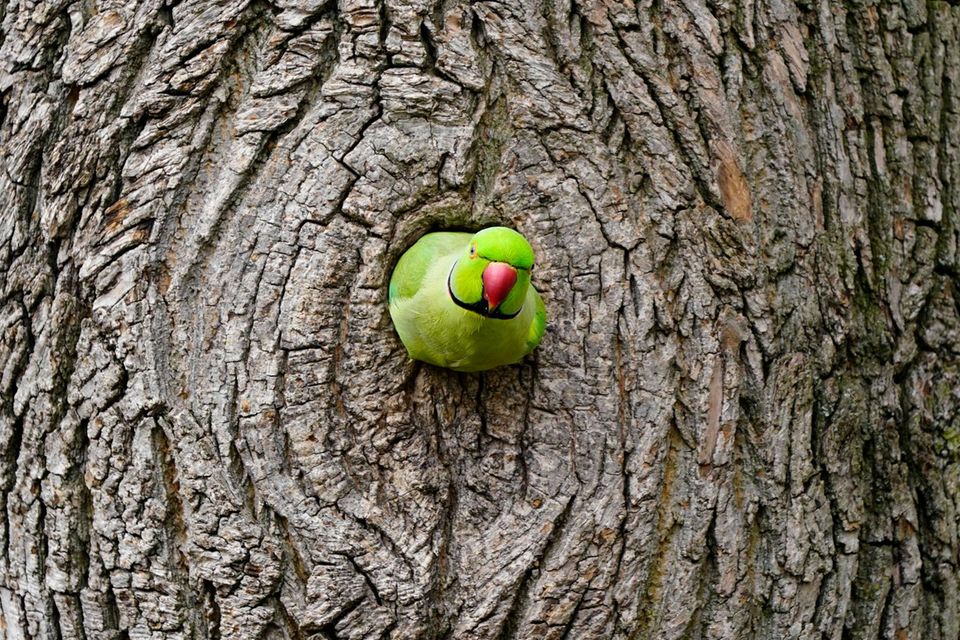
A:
[469,244,477,258]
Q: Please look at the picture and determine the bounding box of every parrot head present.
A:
[448,227,535,319]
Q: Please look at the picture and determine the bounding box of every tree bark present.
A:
[2,0,959,638]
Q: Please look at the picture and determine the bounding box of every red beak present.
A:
[482,262,518,310]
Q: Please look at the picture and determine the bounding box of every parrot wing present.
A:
[388,232,472,303]
[526,287,547,353]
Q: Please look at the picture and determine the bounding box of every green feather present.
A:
[388,227,547,372]
[527,288,547,352]
[389,232,471,303]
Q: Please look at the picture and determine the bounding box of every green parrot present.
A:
[388,227,547,372]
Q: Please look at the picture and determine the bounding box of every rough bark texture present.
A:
[2,0,960,638]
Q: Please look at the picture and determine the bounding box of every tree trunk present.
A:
[2,0,959,638]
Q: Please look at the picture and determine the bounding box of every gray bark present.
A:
[2,0,959,638]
